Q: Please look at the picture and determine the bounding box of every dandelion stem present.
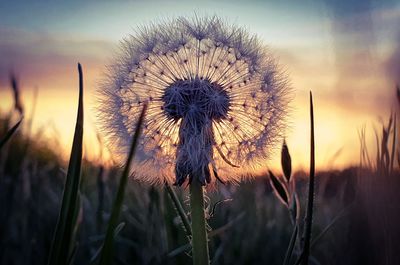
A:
[190,180,210,265]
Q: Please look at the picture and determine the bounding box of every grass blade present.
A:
[165,183,192,238]
[283,224,298,265]
[48,63,84,265]
[10,72,24,115]
[167,212,245,258]
[98,103,147,265]
[301,91,316,265]
[289,192,300,224]
[390,113,396,175]
[0,118,23,150]
[310,203,352,249]
[269,170,289,206]
[167,243,192,258]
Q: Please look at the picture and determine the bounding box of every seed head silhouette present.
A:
[98,16,291,186]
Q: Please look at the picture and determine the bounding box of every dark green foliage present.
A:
[165,183,191,238]
[300,91,316,265]
[48,63,84,265]
[0,118,23,150]
[98,103,147,265]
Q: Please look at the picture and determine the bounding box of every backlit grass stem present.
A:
[98,103,147,265]
[301,91,315,265]
[48,63,84,265]
[0,118,23,150]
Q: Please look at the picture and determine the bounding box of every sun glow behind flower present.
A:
[0,0,398,175]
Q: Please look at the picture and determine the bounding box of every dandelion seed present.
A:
[97,16,291,186]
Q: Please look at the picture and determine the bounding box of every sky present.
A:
[0,0,399,171]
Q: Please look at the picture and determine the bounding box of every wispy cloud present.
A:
[385,20,400,86]
[317,1,399,112]
[0,27,115,88]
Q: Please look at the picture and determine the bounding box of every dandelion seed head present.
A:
[97,15,291,186]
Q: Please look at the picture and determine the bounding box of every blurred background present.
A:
[0,0,399,265]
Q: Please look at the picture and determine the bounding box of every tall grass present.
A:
[354,86,400,265]
[48,63,84,265]
[98,103,147,265]
[0,68,398,265]
[269,91,316,265]
[300,91,316,265]
[0,118,23,150]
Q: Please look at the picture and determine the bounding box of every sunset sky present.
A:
[0,0,399,171]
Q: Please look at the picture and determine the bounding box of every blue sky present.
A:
[2,0,395,41]
[0,0,328,43]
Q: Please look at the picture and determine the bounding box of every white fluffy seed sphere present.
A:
[97,16,291,186]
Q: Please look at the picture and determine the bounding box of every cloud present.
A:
[386,21,400,86]
[0,27,115,89]
[317,1,399,112]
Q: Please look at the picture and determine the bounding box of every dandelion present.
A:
[97,16,290,187]
[98,15,291,265]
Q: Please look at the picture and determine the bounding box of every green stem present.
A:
[190,180,210,265]
[165,183,192,238]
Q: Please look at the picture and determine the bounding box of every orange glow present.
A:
[0,16,397,173]
[0,65,393,173]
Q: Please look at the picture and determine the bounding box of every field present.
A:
[0,72,399,265]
